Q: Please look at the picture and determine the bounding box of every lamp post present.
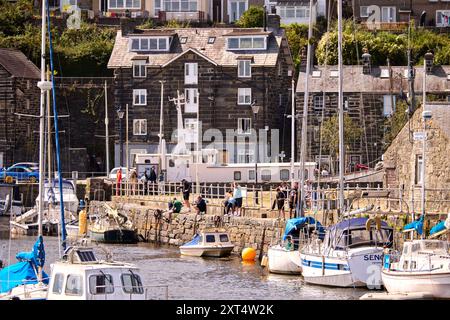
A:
[251,101,260,204]
[117,106,125,167]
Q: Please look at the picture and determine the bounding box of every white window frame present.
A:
[383,95,395,116]
[129,37,170,52]
[229,0,247,22]
[237,118,251,134]
[184,63,198,84]
[184,88,199,113]
[237,88,251,105]
[415,155,423,185]
[381,6,396,23]
[133,60,146,78]
[313,95,324,112]
[163,0,198,12]
[360,6,369,18]
[133,89,147,106]
[133,119,147,136]
[238,60,251,78]
[108,0,140,9]
[227,37,267,50]
[277,6,309,19]
[154,0,161,16]
[436,10,450,27]
[237,148,254,163]
[184,118,199,144]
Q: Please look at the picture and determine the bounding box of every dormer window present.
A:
[227,37,267,50]
[129,37,170,52]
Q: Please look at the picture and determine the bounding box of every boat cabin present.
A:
[47,247,146,300]
[323,218,393,251]
[392,240,450,272]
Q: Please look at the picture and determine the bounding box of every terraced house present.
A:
[108,15,294,167]
[352,0,450,29]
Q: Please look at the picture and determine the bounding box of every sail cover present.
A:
[282,217,325,241]
[403,215,424,235]
[430,220,446,236]
[0,236,49,293]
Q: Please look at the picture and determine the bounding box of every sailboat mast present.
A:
[37,0,47,237]
[337,0,345,215]
[298,0,314,217]
[47,67,52,183]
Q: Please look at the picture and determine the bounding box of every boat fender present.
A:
[375,216,382,230]
[365,218,374,231]
[261,255,268,267]
[79,209,88,236]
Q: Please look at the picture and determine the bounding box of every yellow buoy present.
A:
[78,209,88,236]
[242,247,256,261]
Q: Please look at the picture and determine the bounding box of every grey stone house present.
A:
[383,103,450,214]
[295,60,450,175]
[0,48,40,168]
[108,15,294,167]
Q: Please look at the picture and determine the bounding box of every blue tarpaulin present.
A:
[282,217,325,241]
[430,220,446,236]
[403,215,424,235]
[0,236,48,293]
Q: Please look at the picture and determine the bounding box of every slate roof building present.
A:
[295,55,450,175]
[0,48,40,168]
[108,15,294,167]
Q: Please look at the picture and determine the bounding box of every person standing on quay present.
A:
[181,179,192,211]
[233,182,243,216]
[116,167,122,196]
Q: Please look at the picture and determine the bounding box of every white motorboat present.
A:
[267,217,325,275]
[300,217,393,288]
[47,245,147,300]
[382,239,450,298]
[180,228,234,257]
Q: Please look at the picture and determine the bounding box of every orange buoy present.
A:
[241,247,256,261]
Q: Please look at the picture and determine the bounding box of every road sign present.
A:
[413,132,426,141]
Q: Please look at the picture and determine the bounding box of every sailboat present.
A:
[0,0,53,299]
[380,55,450,298]
[299,0,394,288]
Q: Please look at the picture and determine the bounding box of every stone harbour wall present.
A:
[88,201,286,257]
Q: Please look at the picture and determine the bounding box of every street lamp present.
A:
[117,107,125,167]
[251,100,260,204]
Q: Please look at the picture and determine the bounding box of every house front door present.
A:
[213,0,222,22]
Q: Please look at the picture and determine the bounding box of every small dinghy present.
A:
[180,228,234,257]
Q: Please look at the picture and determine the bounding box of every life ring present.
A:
[5,176,13,184]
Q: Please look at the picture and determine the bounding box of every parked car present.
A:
[108,167,129,181]
[0,166,40,183]
[9,162,39,171]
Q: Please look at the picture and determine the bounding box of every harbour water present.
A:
[0,224,369,300]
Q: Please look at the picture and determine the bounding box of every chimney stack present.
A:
[424,51,434,74]
[267,14,281,32]
[120,17,134,36]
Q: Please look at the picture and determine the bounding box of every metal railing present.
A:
[111,181,450,216]
[88,284,169,300]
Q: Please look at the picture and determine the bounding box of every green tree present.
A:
[316,19,450,66]
[0,0,34,36]
[321,114,363,158]
[235,6,264,28]
[283,23,309,72]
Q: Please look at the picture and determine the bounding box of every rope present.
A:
[46,0,67,252]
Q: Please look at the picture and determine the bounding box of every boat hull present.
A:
[382,269,450,298]
[267,246,302,275]
[89,229,138,244]
[180,245,234,257]
[300,247,384,288]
